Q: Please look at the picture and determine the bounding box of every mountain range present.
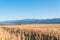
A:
[0,18,60,24]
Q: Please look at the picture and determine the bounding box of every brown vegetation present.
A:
[0,24,60,40]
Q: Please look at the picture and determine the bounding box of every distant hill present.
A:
[0,18,60,24]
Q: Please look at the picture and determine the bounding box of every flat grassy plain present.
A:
[0,24,60,40]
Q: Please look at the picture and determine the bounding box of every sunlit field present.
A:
[0,24,60,40]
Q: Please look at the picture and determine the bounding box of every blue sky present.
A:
[0,0,60,21]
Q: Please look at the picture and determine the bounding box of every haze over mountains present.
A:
[0,18,60,24]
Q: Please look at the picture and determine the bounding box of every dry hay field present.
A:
[0,24,60,40]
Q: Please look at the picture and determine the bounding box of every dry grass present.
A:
[0,24,60,40]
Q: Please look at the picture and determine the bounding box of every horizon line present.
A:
[0,18,60,22]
